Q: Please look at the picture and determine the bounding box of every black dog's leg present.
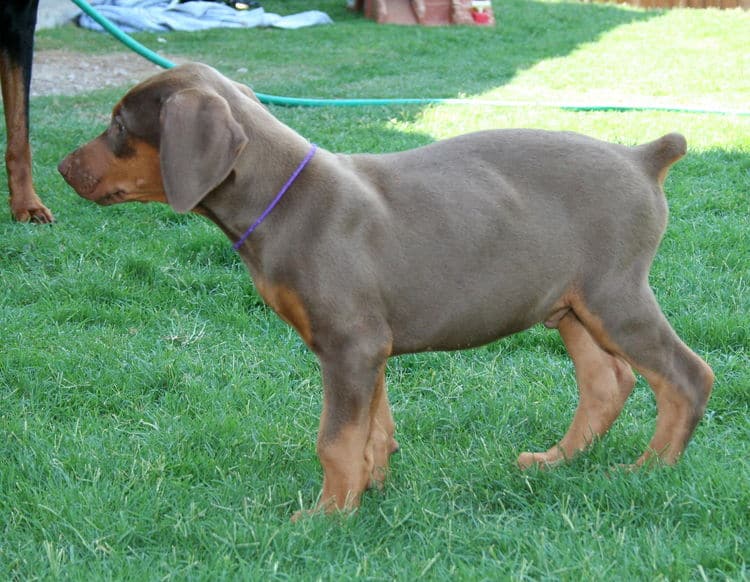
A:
[1,0,54,223]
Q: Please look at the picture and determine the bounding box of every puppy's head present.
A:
[59,63,254,213]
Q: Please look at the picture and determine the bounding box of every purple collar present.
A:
[232,143,318,251]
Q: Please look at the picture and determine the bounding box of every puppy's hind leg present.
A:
[575,283,714,466]
[518,311,636,469]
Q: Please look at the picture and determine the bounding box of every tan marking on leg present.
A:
[566,292,714,466]
[519,312,635,469]
[365,365,398,489]
[309,370,398,515]
[293,344,393,521]
[634,357,714,466]
[1,59,54,223]
[291,413,372,522]
[316,417,372,514]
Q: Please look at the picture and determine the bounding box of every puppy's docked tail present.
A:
[635,132,687,186]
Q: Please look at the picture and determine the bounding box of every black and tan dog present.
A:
[59,63,713,516]
[1,0,54,223]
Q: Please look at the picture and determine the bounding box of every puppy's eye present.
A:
[110,117,125,137]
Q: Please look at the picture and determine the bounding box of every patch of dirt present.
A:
[31,49,180,97]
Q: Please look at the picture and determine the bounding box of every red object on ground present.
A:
[472,10,490,24]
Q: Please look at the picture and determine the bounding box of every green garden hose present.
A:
[70,0,749,116]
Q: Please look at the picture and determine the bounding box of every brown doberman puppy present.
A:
[1,0,54,223]
[58,63,714,517]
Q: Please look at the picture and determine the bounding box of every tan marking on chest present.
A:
[255,279,314,346]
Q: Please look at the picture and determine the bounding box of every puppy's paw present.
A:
[517,451,565,470]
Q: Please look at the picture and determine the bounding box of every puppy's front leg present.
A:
[298,338,394,518]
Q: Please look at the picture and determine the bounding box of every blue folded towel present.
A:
[78,0,333,32]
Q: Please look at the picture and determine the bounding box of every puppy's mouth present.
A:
[96,190,127,205]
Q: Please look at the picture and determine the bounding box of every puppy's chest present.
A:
[253,276,314,348]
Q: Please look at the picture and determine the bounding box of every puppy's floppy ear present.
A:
[160,89,249,213]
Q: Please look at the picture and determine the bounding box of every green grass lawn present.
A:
[2,0,749,579]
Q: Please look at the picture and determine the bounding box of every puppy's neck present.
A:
[196,142,319,268]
